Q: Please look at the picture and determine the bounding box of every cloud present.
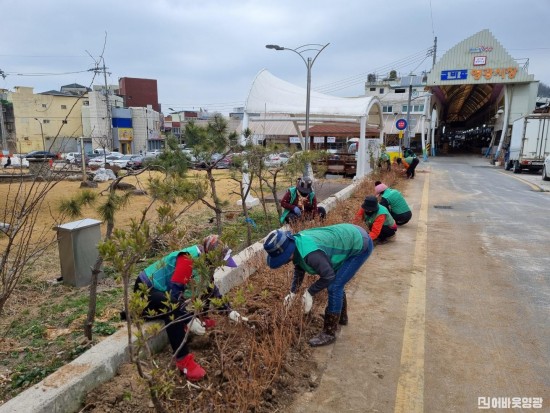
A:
[1,0,548,114]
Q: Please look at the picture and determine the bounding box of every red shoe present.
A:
[202,317,216,329]
[176,354,206,381]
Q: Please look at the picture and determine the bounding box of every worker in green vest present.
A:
[263,223,373,347]
[280,177,326,224]
[374,181,412,225]
[396,156,419,179]
[378,148,391,171]
[133,235,243,381]
[353,195,397,244]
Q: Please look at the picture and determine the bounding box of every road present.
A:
[290,155,550,413]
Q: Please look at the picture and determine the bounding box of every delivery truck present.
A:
[507,114,550,174]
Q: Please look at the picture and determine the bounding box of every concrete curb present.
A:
[0,326,167,413]
[0,179,362,413]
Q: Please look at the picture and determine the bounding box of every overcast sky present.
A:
[1,0,549,114]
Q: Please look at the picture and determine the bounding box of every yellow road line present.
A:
[497,171,544,192]
[394,172,430,413]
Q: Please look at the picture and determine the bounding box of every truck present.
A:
[507,114,550,173]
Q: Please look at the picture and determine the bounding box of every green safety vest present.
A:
[381,188,410,215]
[404,156,416,165]
[143,245,201,292]
[280,186,315,224]
[364,205,395,228]
[292,224,364,274]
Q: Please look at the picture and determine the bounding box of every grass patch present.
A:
[0,286,124,401]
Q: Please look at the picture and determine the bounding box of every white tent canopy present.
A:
[243,69,383,178]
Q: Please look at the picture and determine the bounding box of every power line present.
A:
[6,69,91,77]
[316,47,433,94]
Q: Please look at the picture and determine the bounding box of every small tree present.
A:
[184,115,235,234]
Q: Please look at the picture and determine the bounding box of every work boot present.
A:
[202,317,216,329]
[309,312,340,347]
[339,293,348,326]
[176,353,206,381]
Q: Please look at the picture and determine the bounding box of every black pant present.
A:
[392,210,412,226]
[134,278,190,359]
[378,225,397,242]
[406,158,420,178]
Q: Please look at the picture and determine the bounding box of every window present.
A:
[379,88,384,94]
[83,101,89,106]
[382,105,393,113]
[61,105,67,109]
[402,104,425,113]
[369,87,376,91]
[43,119,50,124]
[41,104,47,108]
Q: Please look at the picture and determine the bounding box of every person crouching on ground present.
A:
[263,223,373,347]
[396,155,419,179]
[133,235,244,381]
[280,177,326,224]
[374,181,412,226]
[353,195,397,244]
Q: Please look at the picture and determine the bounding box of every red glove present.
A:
[171,254,194,285]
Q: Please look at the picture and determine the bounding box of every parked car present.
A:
[64,152,80,163]
[181,149,197,162]
[542,155,550,181]
[215,155,232,169]
[264,153,290,168]
[145,149,162,158]
[72,153,91,165]
[126,155,145,170]
[110,154,139,169]
[88,154,123,168]
[25,151,58,159]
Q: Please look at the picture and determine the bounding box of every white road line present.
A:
[394,172,430,413]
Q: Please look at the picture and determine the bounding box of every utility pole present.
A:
[90,59,113,151]
[432,36,437,69]
[0,71,8,150]
[101,58,113,151]
[405,78,413,148]
[0,101,7,151]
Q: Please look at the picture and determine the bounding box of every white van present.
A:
[65,152,79,163]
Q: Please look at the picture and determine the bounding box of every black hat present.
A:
[297,177,313,195]
[361,195,379,213]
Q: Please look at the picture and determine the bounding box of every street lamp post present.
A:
[33,118,45,151]
[266,43,330,178]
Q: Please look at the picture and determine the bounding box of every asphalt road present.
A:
[290,155,549,413]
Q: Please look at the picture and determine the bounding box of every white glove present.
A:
[284,292,296,307]
[229,310,249,322]
[188,318,206,335]
[302,290,313,314]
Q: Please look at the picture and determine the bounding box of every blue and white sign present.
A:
[441,69,468,81]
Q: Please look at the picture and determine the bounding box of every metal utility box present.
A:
[56,218,102,287]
